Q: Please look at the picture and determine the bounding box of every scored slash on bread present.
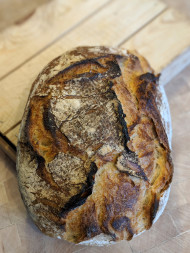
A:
[16,46,173,245]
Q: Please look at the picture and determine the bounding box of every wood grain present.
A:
[0,183,8,206]
[0,135,16,162]
[0,224,21,253]
[0,0,51,32]
[0,204,12,230]
[2,6,190,148]
[0,0,111,79]
[122,8,190,85]
[145,230,190,253]
[6,124,20,148]
[164,0,190,18]
[0,0,166,135]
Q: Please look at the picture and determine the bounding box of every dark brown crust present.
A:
[17,46,173,244]
[138,73,169,151]
[150,194,160,224]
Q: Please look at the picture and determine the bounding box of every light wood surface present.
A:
[163,0,190,19]
[6,125,20,151]
[0,0,50,32]
[123,8,190,85]
[0,135,16,162]
[0,0,190,252]
[0,0,111,79]
[0,0,166,135]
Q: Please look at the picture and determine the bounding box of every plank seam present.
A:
[117,6,168,48]
[0,133,16,162]
[0,0,113,82]
[4,120,21,135]
[0,6,174,146]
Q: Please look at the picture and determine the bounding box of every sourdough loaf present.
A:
[17,46,173,245]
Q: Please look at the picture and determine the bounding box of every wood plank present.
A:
[163,0,190,19]
[6,125,20,147]
[122,8,190,85]
[0,0,166,135]
[160,47,190,85]
[0,0,50,32]
[0,225,21,252]
[145,230,190,253]
[0,135,16,162]
[0,0,111,79]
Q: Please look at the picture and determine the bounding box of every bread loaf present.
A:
[17,46,173,245]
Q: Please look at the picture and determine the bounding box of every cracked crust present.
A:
[16,46,173,245]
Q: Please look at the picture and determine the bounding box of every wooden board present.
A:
[0,0,190,160]
[0,0,111,79]
[123,8,190,85]
[0,0,51,32]
[6,125,20,148]
[0,0,166,134]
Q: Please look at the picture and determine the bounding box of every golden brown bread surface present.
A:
[17,46,173,244]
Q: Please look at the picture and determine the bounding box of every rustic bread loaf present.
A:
[17,46,173,246]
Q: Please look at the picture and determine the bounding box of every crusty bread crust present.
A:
[80,78,173,246]
[17,46,173,245]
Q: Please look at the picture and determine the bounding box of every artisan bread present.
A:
[17,46,173,246]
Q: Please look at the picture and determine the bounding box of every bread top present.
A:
[17,46,173,244]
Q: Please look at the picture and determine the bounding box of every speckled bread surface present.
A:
[16,46,173,245]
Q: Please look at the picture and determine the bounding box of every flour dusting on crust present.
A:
[17,46,173,246]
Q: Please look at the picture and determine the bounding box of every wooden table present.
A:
[0,0,190,252]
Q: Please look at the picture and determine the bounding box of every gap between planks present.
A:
[0,0,166,135]
[0,0,113,81]
[3,3,168,138]
[117,6,168,47]
[4,121,21,136]
[2,3,190,156]
[0,134,16,162]
[122,8,190,83]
